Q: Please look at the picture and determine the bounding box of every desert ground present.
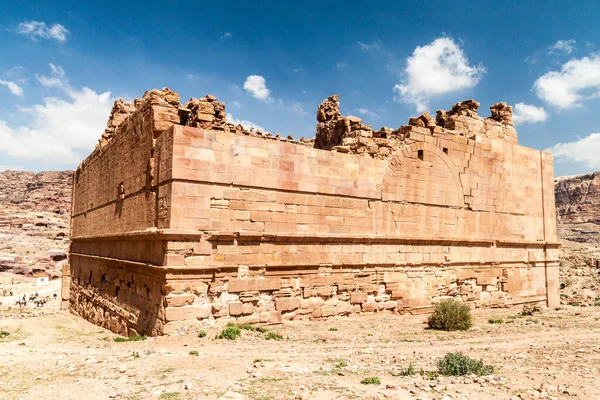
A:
[1,301,598,400]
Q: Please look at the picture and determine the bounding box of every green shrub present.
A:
[113,335,147,343]
[398,363,416,376]
[421,369,439,380]
[427,300,472,331]
[437,352,494,376]
[328,327,338,331]
[131,351,140,358]
[189,350,199,356]
[198,331,206,338]
[216,324,241,340]
[265,331,283,341]
[563,278,573,287]
[488,318,504,324]
[360,377,381,385]
[0,330,10,338]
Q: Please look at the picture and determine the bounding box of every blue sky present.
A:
[2,1,600,176]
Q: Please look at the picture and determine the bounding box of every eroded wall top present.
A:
[95,88,517,162]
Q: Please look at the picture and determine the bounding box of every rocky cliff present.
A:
[554,172,600,305]
[0,170,73,215]
[0,170,73,278]
[555,172,600,225]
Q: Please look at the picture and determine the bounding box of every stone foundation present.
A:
[69,89,559,336]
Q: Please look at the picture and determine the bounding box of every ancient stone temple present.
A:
[67,88,559,336]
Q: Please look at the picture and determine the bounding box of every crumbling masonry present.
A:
[66,88,559,336]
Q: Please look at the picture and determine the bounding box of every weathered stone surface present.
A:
[555,172,600,224]
[68,87,559,336]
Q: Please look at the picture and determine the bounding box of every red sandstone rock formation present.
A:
[555,172,600,224]
[0,170,71,278]
[553,172,600,305]
[0,170,73,215]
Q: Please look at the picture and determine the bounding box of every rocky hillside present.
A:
[0,170,73,278]
[0,170,73,215]
[554,172,600,306]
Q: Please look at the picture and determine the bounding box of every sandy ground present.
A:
[0,306,599,400]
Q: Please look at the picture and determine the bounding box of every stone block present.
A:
[350,293,368,304]
[361,302,378,312]
[241,303,254,315]
[229,302,243,316]
[237,314,260,324]
[193,241,213,255]
[165,294,195,307]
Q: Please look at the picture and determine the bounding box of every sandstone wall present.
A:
[69,90,559,336]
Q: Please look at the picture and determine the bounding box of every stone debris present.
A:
[490,102,514,126]
[100,99,136,146]
[180,95,227,129]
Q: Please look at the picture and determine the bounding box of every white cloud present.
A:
[533,54,600,109]
[357,40,382,51]
[226,113,263,131]
[35,63,66,88]
[0,80,23,96]
[356,108,378,118]
[5,66,28,83]
[0,65,113,169]
[547,133,600,169]
[336,62,348,68]
[548,39,576,55]
[17,20,69,42]
[289,102,307,115]
[393,37,485,112]
[512,103,548,124]
[221,32,232,40]
[243,75,271,101]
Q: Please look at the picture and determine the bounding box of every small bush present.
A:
[265,331,283,341]
[189,350,199,356]
[0,330,10,338]
[415,369,439,379]
[488,318,504,324]
[328,327,338,332]
[427,300,472,331]
[216,325,241,340]
[398,363,416,376]
[113,335,147,343]
[197,331,206,338]
[131,351,140,358]
[335,360,348,368]
[563,278,573,287]
[360,377,381,385]
[437,352,494,376]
